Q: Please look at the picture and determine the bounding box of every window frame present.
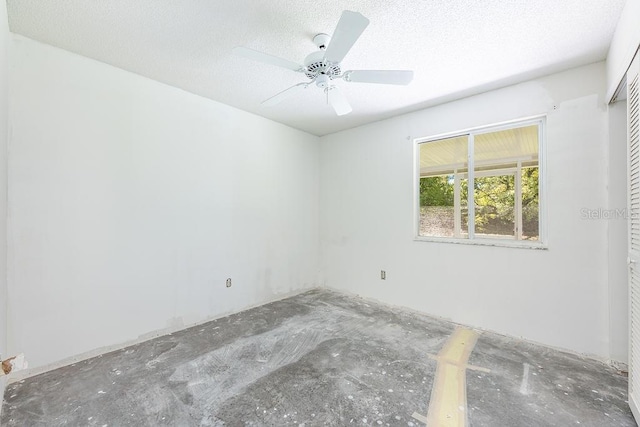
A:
[413,116,547,249]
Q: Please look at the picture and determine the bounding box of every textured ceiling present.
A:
[6,0,626,136]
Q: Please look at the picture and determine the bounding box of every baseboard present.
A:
[6,286,318,383]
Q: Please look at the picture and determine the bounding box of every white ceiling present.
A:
[6,0,627,136]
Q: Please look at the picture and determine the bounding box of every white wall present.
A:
[608,99,628,365]
[7,36,320,369]
[606,0,640,100]
[3,34,628,373]
[320,62,616,360]
[0,0,9,395]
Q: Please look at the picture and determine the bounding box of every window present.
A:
[416,119,543,244]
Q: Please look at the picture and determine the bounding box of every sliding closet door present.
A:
[628,52,640,420]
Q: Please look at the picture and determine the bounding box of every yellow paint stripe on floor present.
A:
[424,327,479,427]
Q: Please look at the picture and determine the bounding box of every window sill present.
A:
[413,236,548,250]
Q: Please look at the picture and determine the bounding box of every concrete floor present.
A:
[0,289,635,426]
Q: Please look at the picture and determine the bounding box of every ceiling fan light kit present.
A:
[233,10,414,116]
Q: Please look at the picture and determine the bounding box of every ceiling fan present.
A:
[233,10,414,116]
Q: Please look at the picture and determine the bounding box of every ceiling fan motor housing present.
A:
[304,43,341,81]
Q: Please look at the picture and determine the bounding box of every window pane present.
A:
[474,175,515,238]
[474,125,539,169]
[522,166,539,240]
[460,178,469,237]
[418,135,468,238]
[419,135,468,174]
[473,124,539,241]
[419,176,455,237]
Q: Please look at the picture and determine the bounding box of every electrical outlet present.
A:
[381,270,386,280]
[226,278,232,288]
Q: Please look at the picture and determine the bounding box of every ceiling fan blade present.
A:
[344,70,414,85]
[262,83,309,106]
[327,86,352,116]
[323,11,369,64]
[233,47,304,72]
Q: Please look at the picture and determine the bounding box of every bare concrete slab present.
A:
[1,289,635,426]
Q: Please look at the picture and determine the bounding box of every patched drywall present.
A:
[320,62,616,360]
[7,36,320,369]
